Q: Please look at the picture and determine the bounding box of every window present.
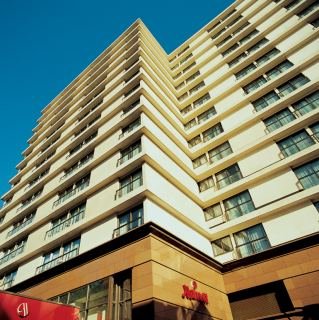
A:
[73,114,101,138]
[208,141,233,163]
[232,21,250,36]
[61,151,94,181]
[292,91,319,115]
[243,76,267,94]
[46,203,86,239]
[193,93,211,108]
[263,108,296,132]
[184,119,197,131]
[189,81,205,95]
[53,174,90,207]
[202,123,224,142]
[116,170,142,199]
[215,164,243,189]
[197,106,217,124]
[122,99,140,115]
[212,236,233,256]
[188,135,202,148]
[117,141,141,166]
[204,203,223,221]
[35,151,55,169]
[17,189,43,212]
[186,71,201,84]
[7,212,35,238]
[51,271,131,320]
[0,238,27,265]
[256,48,280,66]
[239,29,259,45]
[26,167,50,189]
[266,60,293,80]
[198,177,214,192]
[297,1,319,18]
[310,122,319,140]
[310,17,319,28]
[224,191,255,220]
[227,15,243,28]
[216,35,232,48]
[252,91,280,111]
[0,269,17,290]
[119,118,141,139]
[222,43,239,57]
[193,154,208,169]
[277,74,310,97]
[36,238,80,274]
[293,159,319,189]
[235,224,270,258]
[68,131,97,157]
[277,130,315,157]
[113,205,143,238]
[181,104,192,115]
[183,62,196,73]
[284,0,302,10]
[178,93,188,102]
[180,53,193,65]
[235,63,257,80]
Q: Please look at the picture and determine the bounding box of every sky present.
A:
[0,0,234,199]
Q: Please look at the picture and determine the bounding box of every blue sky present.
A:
[0,0,234,199]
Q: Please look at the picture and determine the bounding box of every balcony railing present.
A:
[52,180,89,208]
[17,192,42,212]
[35,248,79,274]
[115,176,143,199]
[117,145,141,166]
[60,155,93,181]
[7,216,34,238]
[0,245,25,265]
[45,211,85,239]
[112,216,143,238]
[118,120,141,139]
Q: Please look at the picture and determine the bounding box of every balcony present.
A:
[115,176,143,199]
[0,245,25,265]
[117,144,141,166]
[7,215,35,238]
[52,180,89,208]
[112,216,143,238]
[118,119,141,139]
[35,248,79,274]
[0,280,14,290]
[17,192,42,213]
[60,154,93,181]
[45,211,85,239]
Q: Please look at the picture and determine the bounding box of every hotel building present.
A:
[0,0,318,319]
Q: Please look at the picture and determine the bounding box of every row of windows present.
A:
[204,159,319,224]
[181,93,211,116]
[184,106,217,130]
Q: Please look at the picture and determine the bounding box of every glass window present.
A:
[193,93,211,108]
[215,164,243,189]
[186,71,201,84]
[189,81,205,95]
[118,141,141,166]
[88,278,109,309]
[208,141,233,163]
[193,154,208,169]
[239,29,259,45]
[297,1,319,18]
[224,191,255,220]
[292,91,319,115]
[277,74,310,97]
[227,15,244,29]
[310,122,319,139]
[228,52,247,68]
[277,130,315,157]
[202,123,224,142]
[198,177,214,192]
[222,43,240,57]
[266,60,294,80]
[216,35,232,48]
[293,159,319,189]
[284,0,303,10]
[212,236,233,256]
[234,224,270,258]
[188,135,202,148]
[0,269,17,290]
[69,286,87,312]
[115,205,143,237]
[263,108,296,132]
[204,203,223,221]
[181,104,192,115]
[184,119,197,130]
[235,63,257,80]
[243,76,267,94]
[252,91,280,111]
[117,170,142,198]
[247,38,269,54]
[256,48,280,66]
[232,21,250,36]
[197,106,217,124]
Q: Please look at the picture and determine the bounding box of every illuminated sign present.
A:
[17,302,29,317]
[181,280,208,304]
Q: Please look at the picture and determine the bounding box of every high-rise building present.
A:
[0,0,318,319]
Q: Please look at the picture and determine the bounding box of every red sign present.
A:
[181,280,208,304]
[0,290,79,320]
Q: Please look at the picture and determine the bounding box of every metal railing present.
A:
[35,248,79,274]
[0,245,25,265]
[118,120,141,139]
[117,145,141,166]
[17,192,42,213]
[115,176,142,199]
[45,211,85,239]
[7,216,34,238]
[60,155,93,181]
[112,216,143,238]
[52,180,89,208]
